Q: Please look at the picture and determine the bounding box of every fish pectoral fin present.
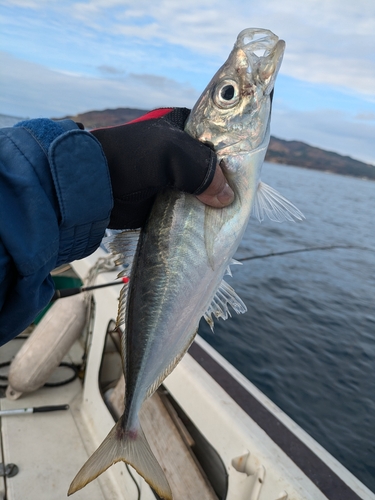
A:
[252,181,305,223]
[68,419,172,500]
[204,279,247,330]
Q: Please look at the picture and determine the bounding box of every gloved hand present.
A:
[91,107,233,229]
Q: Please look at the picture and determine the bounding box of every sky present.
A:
[1,0,374,165]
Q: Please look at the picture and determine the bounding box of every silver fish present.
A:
[68,28,303,499]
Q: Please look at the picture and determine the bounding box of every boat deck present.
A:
[0,339,110,500]
[0,336,218,500]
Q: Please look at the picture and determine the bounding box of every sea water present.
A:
[199,162,375,492]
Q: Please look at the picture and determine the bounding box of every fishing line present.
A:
[125,464,141,500]
[237,244,374,262]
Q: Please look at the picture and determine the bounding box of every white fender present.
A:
[6,294,87,400]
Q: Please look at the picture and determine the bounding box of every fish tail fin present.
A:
[68,418,172,499]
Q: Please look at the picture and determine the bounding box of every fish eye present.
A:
[221,85,235,100]
[214,79,240,108]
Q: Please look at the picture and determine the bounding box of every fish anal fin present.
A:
[68,418,172,500]
[204,279,247,328]
[252,181,304,223]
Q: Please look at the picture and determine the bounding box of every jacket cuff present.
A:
[15,118,113,264]
[48,127,113,264]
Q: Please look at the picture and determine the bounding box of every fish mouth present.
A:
[236,28,280,55]
[235,28,285,95]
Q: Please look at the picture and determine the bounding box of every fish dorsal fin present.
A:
[116,278,130,330]
[252,181,304,222]
[103,230,140,329]
[103,229,140,268]
[204,279,247,331]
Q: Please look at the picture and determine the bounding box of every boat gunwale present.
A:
[188,338,368,500]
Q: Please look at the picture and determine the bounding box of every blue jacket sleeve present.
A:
[0,119,113,345]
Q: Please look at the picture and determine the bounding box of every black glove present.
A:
[91,107,217,229]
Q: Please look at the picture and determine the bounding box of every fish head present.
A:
[185,28,285,157]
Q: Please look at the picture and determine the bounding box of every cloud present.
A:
[98,65,125,76]
[62,0,375,98]
[0,52,199,118]
[2,1,375,99]
[280,39,375,99]
[355,112,375,121]
[271,104,375,165]
[0,0,50,7]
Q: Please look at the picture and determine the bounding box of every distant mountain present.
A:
[65,108,146,129]
[63,107,374,181]
[267,137,375,180]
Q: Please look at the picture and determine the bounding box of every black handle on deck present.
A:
[32,404,70,413]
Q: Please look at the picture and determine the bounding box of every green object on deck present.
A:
[34,275,83,324]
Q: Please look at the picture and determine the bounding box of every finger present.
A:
[196,162,234,208]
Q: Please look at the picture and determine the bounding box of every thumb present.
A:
[196,161,234,208]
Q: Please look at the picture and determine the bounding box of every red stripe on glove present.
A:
[126,108,173,124]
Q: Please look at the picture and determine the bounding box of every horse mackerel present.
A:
[69,28,303,499]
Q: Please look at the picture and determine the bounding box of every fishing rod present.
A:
[51,245,372,299]
[51,276,129,301]
[237,244,373,262]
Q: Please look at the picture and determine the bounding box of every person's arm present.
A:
[0,108,233,345]
[0,119,112,344]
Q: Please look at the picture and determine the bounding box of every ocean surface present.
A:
[198,162,375,493]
